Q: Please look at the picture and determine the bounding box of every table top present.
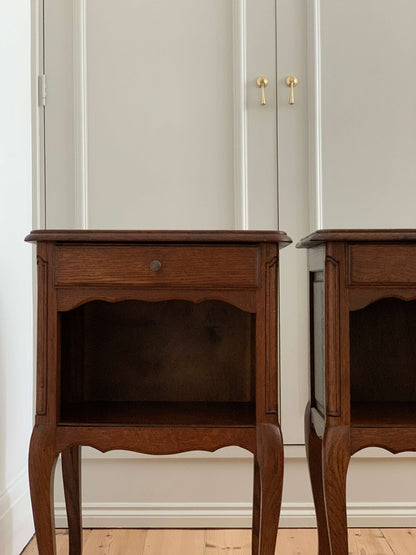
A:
[25,229,292,247]
[297,229,416,248]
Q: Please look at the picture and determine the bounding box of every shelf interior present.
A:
[59,401,256,427]
[60,299,256,425]
[351,402,416,428]
[350,298,416,406]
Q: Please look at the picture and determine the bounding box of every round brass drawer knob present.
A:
[150,260,162,271]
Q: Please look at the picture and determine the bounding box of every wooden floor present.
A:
[22,528,416,554]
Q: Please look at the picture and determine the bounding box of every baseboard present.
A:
[55,502,252,528]
[54,501,416,529]
[0,469,34,555]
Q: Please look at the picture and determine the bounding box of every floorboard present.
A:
[381,528,416,555]
[348,529,395,555]
[83,529,147,555]
[205,529,251,554]
[275,529,318,553]
[21,528,416,554]
[143,529,205,555]
[22,530,91,555]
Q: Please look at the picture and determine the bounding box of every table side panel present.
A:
[264,244,279,416]
[35,244,48,416]
[307,245,326,418]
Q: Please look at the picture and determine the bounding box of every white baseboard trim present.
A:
[55,501,416,529]
[55,502,252,529]
[0,469,34,555]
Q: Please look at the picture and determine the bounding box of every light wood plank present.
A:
[204,529,251,554]
[79,529,112,554]
[22,528,416,555]
[348,529,395,555]
[143,529,205,555]
[22,529,91,554]
[381,528,416,555]
[275,529,318,554]
[82,529,147,554]
[21,539,38,555]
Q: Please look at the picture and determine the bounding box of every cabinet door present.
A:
[42,0,278,231]
[317,0,416,228]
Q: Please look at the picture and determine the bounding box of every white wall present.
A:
[0,1,34,553]
[54,446,416,529]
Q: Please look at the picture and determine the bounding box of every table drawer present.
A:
[55,244,259,287]
[349,244,416,285]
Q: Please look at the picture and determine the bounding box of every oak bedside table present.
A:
[26,230,291,555]
[298,230,416,555]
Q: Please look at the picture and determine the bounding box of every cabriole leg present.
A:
[256,423,284,555]
[251,457,261,555]
[62,445,82,555]
[322,426,350,555]
[29,425,58,555]
[304,404,331,555]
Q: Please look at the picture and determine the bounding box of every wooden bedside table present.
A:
[297,229,416,555]
[26,230,291,555]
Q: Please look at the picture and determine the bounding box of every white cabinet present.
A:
[32,0,416,527]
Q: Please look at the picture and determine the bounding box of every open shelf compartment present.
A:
[59,299,256,426]
[350,297,416,428]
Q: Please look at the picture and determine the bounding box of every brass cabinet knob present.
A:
[150,260,162,271]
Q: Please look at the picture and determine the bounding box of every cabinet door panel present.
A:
[320,0,416,228]
[43,0,278,231]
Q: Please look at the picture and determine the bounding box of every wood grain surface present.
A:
[22,528,416,554]
[296,229,416,248]
[25,229,292,245]
[55,245,259,288]
[29,234,286,554]
[301,232,416,555]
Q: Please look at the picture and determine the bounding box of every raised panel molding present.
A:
[71,0,249,231]
[73,0,89,229]
[325,254,341,416]
[265,252,278,414]
[35,254,48,415]
[306,0,323,231]
[32,0,45,229]
[232,0,248,230]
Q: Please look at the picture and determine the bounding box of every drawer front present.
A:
[349,244,416,285]
[55,244,259,287]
